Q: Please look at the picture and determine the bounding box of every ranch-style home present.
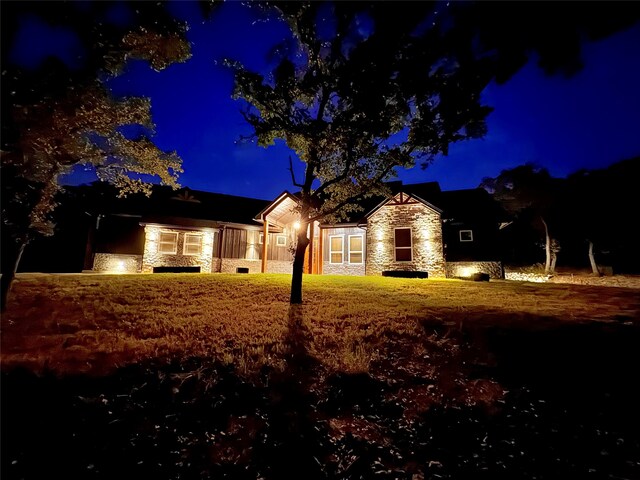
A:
[86,180,505,279]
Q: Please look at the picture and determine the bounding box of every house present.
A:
[85,181,505,279]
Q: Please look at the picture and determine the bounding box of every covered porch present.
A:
[254,192,322,274]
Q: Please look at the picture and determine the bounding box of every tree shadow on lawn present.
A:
[254,304,330,479]
[425,315,640,480]
[2,312,640,480]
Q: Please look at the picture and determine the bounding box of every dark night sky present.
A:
[8,1,640,200]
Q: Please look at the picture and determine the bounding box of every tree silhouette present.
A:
[1,1,192,310]
[227,2,494,303]
[481,164,560,274]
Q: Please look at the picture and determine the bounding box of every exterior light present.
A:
[293,221,301,230]
[460,267,476,277]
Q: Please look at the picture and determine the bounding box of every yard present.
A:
[2,273,639,479]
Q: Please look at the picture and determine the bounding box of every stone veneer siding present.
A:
[366,202,445,277]
[93,253,142,273]
[142,225,215,273]
[265,260,293,274]
[322,262,365,276]
[446,261,504,279]
[215,258,293,274]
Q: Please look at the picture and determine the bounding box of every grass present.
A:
[2,273,637,376]
[2,273,639,479]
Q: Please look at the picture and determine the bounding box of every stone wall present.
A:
[322,262,365,276]
[446,261,504,279]
[141,225,215,273]
[217,258,293,274]
[366,200,445,277]
[93,253,142,273]
[266,260,293,274]
[504,272,550,283]
[219,258,262,274]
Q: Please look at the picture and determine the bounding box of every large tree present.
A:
[1,1,191,310]
[560,157,640,275]
[227,1,639,302]
[227,2,494,303]
[480,164,562,274]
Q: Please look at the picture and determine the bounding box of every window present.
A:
[276,235,287,247]
[183,233,203,255]
[259,232,267,244]
[348,235,363,264]
[394,228,412,262]
[158,231,178,254]
[459,230,473,242]
[329,235,344,264]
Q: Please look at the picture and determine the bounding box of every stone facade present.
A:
[217,259,293,274]
[141,225,215,273]
[366,200,445,277]
[446,261,504,279]
[322,262,366,276]
[219,258,261,273]
[266,260,293,274]
[92,253,142,273]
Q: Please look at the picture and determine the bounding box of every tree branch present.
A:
[288,155,303,188]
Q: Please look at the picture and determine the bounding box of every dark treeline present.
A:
[482,157,640,274]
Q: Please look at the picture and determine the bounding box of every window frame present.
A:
[183,233,203,256]
[394,227,413,262]
[459,229,474,242]
[329,234,344,264]
[348,234,364,264]
[275,235,287,247]
[158,231,178,255]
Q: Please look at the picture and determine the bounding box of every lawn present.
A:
[2,274,639,479]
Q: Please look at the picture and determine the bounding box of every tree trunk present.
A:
[550,252,557,273]
[290,226,310,305]
[588,240,600,276]
[541,217,552,274]
[1,240,27,312]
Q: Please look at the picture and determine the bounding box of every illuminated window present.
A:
[276,235,287,247]
[183,233,203,255]
[348,235,363,264]
[459,230,473,242]
[329,235,344,264]
[158,231,178,254]
[394,228,412,262]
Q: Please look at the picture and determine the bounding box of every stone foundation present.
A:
[266,260,293,274]
[446,261,504,280]
[322,262,365,276]
[217,258,293,274]
[219,258,262,274]
[93,253,142,273]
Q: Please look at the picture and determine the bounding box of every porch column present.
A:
[318,226,323,275]
[307,221,315,274]
[261,218,268,273]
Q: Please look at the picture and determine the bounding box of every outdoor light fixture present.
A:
[460,267,476,278]
[293,221,301,230]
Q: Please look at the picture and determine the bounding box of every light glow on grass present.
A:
[2,274,637,376]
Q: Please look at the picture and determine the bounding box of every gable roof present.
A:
[364,190,443,220]
[66,183,271,229]
[141,187,270,227]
